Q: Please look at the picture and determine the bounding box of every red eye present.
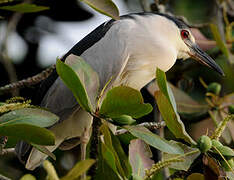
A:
[181,30,189,39]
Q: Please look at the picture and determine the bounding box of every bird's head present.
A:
[165,15,225,76]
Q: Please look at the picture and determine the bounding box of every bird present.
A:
[15,12,224,170]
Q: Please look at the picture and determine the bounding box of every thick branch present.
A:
[0,65,56,95]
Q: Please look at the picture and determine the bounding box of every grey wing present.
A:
[40,77,79,122]
[15,18,131,170]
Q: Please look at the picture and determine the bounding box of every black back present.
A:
[34,19,115,104]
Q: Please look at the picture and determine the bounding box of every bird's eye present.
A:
[181,30,189,39]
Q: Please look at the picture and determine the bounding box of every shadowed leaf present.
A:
[187,173,205,180]
[0,3,49,13]
[80,0,119,20]
[203,155,226,180]
[129,139,154,178]
[0,124,55,145]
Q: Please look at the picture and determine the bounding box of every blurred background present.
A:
[0,0,233,179]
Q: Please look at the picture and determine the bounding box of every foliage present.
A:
[0,99,58,146]
[0,0,233,180]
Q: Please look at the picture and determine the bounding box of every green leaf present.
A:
[61,159,95,180]
[80,0,119,20]
[187,173,205,180]
[101,142,120,176]
[111,130,132,178]
[156,69,196,144]
[20,174,36,180]
[210,24,229,59]
[56,56,99,113]
[125,126,184,155]
[31,144,56,161]
[129,139,154,178]
[162,141,200,171]
[95,141,120,180]
[0,3,49,13]
[0,124,55,145]
[99,86,153,118]
[100,123,131,178]
[0,108,59,127]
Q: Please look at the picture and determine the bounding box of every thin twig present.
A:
[0,12,23,96]
[115,121,166,135]
[0,148,15,155]
[0,65,56,95]
[0,174,11,180]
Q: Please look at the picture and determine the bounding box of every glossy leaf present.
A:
[162,141,200,171]
[125,126,184,155]
[129,139,154,178]
[99,86,153,118]
[80,0,119,20]
[0,124,55,145]
[0,3,49,13]
[156,68,196,144]
[0,108,59,127]
[61,159,95,180]
[56,57,99,113]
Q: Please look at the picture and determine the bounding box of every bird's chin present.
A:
[177,51,190,60]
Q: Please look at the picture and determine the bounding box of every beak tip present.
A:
[217,68,225,77]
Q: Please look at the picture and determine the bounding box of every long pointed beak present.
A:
[188,43,225,76]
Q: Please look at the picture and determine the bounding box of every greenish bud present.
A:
[112,115,136,125]
[197,135,212,153]
[211,139,223,148]
[228,105,234,114]
[207,82,221,95]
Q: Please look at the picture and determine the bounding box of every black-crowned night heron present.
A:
[15,12,224,170]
